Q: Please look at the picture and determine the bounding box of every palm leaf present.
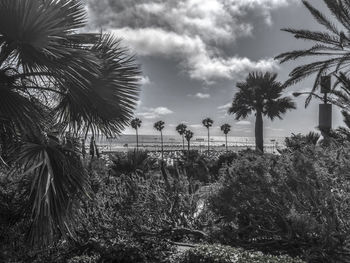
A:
[303,0,339,34]
[55,34,141,137]
[14,136,88,245]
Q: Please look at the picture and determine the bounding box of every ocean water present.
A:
[95,134,285,153]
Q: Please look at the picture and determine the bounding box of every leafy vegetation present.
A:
[171,244,305,263]
[209,146,350,262]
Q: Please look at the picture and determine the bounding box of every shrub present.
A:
[170,244,305,263]
[209,147,350,262]
[109,150,155,176]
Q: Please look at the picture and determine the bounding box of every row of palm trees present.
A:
[130,117,232,154]
[130,71,295,154]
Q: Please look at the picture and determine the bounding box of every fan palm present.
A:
[131,118,142,151]
[228,72,295,153]
[154,121,165,161]
[220,124,231,152]
[185,130,194,152]
[176,123,187,151]
[202,118,213,154]
[276,0,350,106]
[0,0,140,244]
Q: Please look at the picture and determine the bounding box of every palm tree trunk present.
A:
[187,140,190,158]
[225,134,228,152]
[136,128,139,151]
[255,110,264,153]
[182,135,185,151]
[161,130,164,162]
[207,128,210,155]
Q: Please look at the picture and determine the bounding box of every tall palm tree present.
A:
[131,118,142,151]
[276,0,350,106]
[176,123,187,151]
[220,124,231,152]
[154,121,165,161]
[0,0,140,244]
[185,130,194,153]
[228,72,296,153]
[202,118,213,154]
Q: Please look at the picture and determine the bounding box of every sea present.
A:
[95,134,286,153]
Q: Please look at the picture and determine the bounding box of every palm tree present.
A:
[228,72,296,153]
[202,118,214,154]
[185,130,194,153]
[131,118,142,151]
[176,123,187,151]
[220,124,231,152]
[276,0,350,105]
[154,121,165,161]
[0,0,140,244]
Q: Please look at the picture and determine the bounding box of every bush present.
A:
[109,150,155,176]
[209,147,350,262]
[171,244,305,263]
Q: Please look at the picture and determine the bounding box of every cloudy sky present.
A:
[87,0,344,137]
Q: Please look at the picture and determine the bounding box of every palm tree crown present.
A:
[220,124,231,135]
[131,118,142,130]
[154,121,165,131]
[276,0,350,105]
[185,130,194,142]
[176,123,187,135]
[202,118,214,129]
[228,72,295,152]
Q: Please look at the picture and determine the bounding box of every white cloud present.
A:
[218,103,231,110]
[138,75,151,85]
[189,124,203,129]
[190,92,211,99]
[88,0,294,82]
[236,120,251,125]
[266,126,285,132]
[112,27,277,82]
[137,106,174,119]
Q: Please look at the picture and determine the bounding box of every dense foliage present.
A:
[3,142,350,262]
[209,145,350,262]
[171,244,305,263]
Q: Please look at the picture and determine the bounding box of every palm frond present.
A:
[281,28,339,45]
[0,87,47,139]
[229,71,295,121]
[324,0,350,31]
[0,0,97,72]
[55,34,141,137]
[265,97,296,120]
[13,136,88,245]
[276,44,343,64]
[303,0,339,34]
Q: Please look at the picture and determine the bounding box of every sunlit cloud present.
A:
[87,0,294,82]
[236,120,251,125]
[137,106,174,119]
